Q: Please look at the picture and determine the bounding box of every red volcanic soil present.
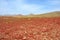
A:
[0,17,60,40]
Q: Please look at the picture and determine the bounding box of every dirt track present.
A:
[0,17,60,40]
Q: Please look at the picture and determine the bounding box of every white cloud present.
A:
[20,4,43,13]
[0,0,60,15]
[0,0,44,15]
[14,0,45,14]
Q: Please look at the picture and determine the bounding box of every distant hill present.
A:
[12,11,60,18]
[34,11,60,17]
[0,11,60,18]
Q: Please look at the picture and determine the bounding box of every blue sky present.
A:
[0,0,60,15]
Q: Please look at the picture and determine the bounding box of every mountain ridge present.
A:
[0,11,60,18]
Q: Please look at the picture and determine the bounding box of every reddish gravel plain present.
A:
[0,17,60,40]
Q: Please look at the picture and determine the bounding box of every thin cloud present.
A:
[0,0,45,15]
[47,0,60,5]
[0,0,60,15]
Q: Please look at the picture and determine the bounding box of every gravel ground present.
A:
[0,17,60,40]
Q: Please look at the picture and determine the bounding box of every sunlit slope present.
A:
[36,11,60,17]
[0,11,60,18]
[12,11,60,18]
